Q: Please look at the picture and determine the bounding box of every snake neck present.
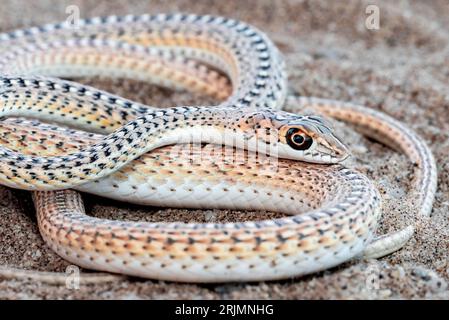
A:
[0,105,284,190]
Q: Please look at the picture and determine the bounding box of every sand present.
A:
[0,0,448,299]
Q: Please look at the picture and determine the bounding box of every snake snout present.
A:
[322,133,350,163]
[333,140,350,162]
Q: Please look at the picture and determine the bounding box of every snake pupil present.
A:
[293,134,304,144]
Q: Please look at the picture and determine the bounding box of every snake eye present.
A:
[286,128,313,150]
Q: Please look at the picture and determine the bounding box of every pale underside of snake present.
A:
[0,14,437,282]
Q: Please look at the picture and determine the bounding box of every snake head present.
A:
[277,114,349,163]
[236,110,349,163]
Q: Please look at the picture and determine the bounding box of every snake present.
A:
[0,14,437,282]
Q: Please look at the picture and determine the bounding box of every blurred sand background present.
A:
[0,0,448,299]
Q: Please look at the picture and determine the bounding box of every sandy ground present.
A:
[0,0,448,299]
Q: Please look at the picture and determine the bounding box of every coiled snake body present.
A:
[0,14,437,282]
